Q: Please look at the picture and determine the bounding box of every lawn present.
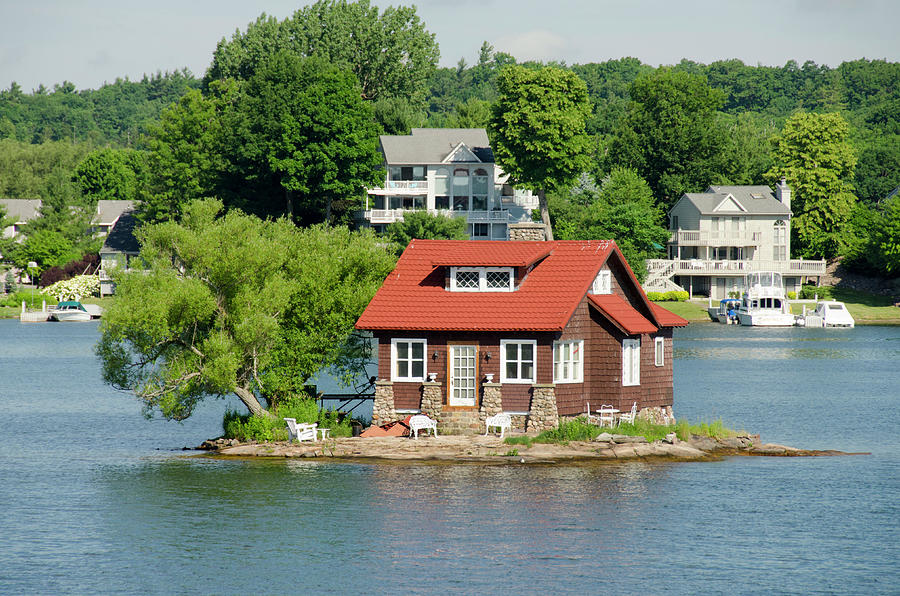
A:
[652,299,711,321]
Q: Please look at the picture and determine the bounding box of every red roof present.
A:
[430,242,552,268]
[355,239,685,333]
[587,294,658,335]
[649,302,690,327]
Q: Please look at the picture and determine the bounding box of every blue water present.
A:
[1,320,898,594]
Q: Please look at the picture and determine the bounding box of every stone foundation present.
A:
[636,405,675,425]
[508,222,549,241]
[526,384,558,432]
[421,382,443,421]
[372,380,396,425]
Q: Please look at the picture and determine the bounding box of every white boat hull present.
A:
[738,311,796,327]
[51,310,92,322]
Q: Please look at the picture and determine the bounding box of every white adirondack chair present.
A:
[284,418,318,442]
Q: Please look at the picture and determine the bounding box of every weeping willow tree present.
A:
[96,199,395,420]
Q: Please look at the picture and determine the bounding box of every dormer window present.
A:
[590,269,611,294]
[450,267,513,292]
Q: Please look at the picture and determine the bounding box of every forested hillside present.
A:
[0,7,897,279]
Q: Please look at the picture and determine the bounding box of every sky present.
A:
[0,0,897,92]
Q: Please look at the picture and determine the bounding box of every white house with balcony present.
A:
[359,128,537,240]
[644,180,826,299]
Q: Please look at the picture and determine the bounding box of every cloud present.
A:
[495,30,570,63]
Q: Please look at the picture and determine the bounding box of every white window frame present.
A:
[622,338,640,386]
[654,337,664,367]
[450,266,514,292]
[591,269,611,294]
[391,338,427,382]
[500,339,537,384]
[553,340,584,383]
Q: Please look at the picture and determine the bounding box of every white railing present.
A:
[466,210,510,223]
[369,181,429,195]
[646,258,826,277]
[364,208,511,225]
[669,230,762,246]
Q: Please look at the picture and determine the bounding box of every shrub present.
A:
[665,290,689,301]
[800,285,832,300]
[41,275,100,301]
[646,291,663,301]
[222,396,358,442]
[4,271,15,294]
[787,291,797,300]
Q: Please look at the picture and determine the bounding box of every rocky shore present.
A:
[198,433,866,464]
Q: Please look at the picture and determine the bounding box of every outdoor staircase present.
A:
[437,410,483,435]
[643,260,685,293]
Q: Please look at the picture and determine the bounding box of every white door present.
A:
[449,345,477,406]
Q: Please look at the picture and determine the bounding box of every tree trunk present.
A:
[538,188,554,241]
[285,188,294,220]
[234,386,273,418]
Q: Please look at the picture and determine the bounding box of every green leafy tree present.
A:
[140,84,234,223]
[601,69,728,207]
[765,112,858,258]
[73,148,141,203]
[551,168,667,280]
[385,210,468,253]
[204,1,439,107]
[870,195,900,275]
[225,53,383,225]
[96,199,396,421]
[16,229,78,269]
[489,65,592,241]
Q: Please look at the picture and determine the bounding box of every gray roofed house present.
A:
[644,180,825,299]
[92,200,135,237]
[1,199,42,239]
[360,128,539,241]
[99,209,140,296]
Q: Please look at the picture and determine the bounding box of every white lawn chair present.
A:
[408,414,437,438]
[618,402,637,425]
[598,404,617,428]
[484,413,512,438]
[284,417,317,442]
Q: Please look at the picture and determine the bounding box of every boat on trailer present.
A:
[736,271,796,327]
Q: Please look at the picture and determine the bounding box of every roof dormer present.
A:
[443,142,482,163]
[449,266,514,292]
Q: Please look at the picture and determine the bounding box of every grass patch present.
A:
[503,435,534,448]
[222,396,362,442]
[501,415,741,445]
[653,300,710,321]
[790,286,900,323]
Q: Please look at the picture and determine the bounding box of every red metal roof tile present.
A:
[587,294,658,335]
[356,239,692,333]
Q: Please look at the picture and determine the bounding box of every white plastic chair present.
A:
[284,417,317,442]
[484,413,512,438]
[598,404,617,427]
[618,402,637,425]
[408,414,438,438]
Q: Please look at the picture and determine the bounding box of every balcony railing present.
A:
[364,208,511,225]
[368,180,429,195]
[669,230,763,246]
[646,258,826,277]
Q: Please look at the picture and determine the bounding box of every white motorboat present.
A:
[736,271,796,327]
[798,301,855,328]
[50,301,92,322]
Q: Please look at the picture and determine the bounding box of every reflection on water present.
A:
[1,320,898,594]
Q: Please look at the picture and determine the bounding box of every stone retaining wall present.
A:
[508,222,548,241]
